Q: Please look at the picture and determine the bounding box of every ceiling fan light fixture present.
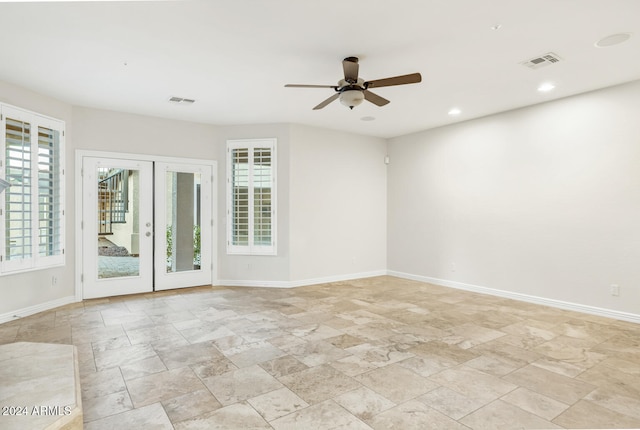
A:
[339,90,365,109]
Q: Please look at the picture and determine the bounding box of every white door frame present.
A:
[75,150,217,301]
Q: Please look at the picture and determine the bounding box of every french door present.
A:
[82,157,153,298]
[81,156,213,299]
[154,162,212,291]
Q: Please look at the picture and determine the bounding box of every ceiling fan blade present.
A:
[365,72,422,89]
[285,84,338,89]
[364,90,390,107]
[313,93,340,110]
[342,57,359,83]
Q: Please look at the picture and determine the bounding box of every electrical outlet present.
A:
[610,284,620,297]
[51,276,57,286]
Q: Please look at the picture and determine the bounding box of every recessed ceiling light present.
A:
[595,32,632,48]
[448,108,461,116]
[360,116,375,121]
[537,82,555,93]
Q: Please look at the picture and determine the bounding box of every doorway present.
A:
[79,154,215,299]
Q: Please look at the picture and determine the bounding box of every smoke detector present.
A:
[521,52,562,70]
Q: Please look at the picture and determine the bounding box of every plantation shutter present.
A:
[4,117,32,262]
[1,104,65,274]
[37,126,62,258]
[231,148,249,246]
[227,139,276,255]
[253,148,272,246]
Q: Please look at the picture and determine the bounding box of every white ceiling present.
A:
[1,0,639,138]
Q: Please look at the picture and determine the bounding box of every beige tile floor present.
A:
[1,276,640,429]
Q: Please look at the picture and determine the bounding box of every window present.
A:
[227,139,276,255]
[1,104,65,274]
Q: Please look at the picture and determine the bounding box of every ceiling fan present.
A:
[285,57,422,110]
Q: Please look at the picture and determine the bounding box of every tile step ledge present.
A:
[0,342,83,430]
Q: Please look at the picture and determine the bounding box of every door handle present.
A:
[145,231,151,237]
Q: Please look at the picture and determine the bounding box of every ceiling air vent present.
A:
[168,96,196,104]
[521,52,562,70]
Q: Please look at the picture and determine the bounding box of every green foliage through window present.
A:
[166,225,201,271]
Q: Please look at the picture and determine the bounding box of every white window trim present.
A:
[226,138,277,256]
[0,103,65,275]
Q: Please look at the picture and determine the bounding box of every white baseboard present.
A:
[0,296,78,324]
[388,270,640,325]
[217,270,387,289]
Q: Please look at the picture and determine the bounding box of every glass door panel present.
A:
[165,171,201,273]
[97,167,140,279]
[155,162,212,290]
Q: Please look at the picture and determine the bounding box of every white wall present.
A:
[388,80,640,317]
[72,106,218,157]
[0,81,75,318]
[289,124,387,283]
